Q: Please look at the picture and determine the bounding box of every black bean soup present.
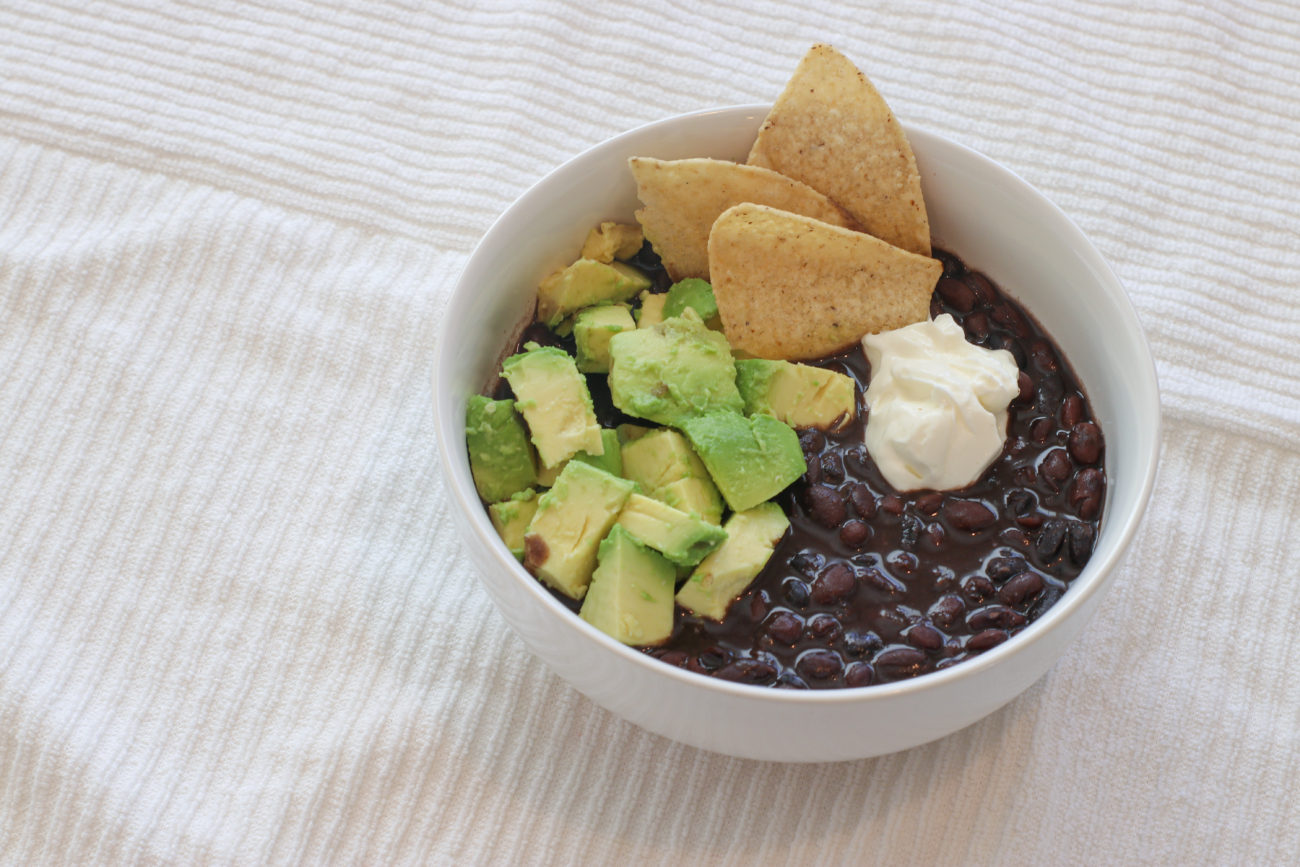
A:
[516,246,1105,690]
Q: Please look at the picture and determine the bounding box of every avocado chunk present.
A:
[680,412,804,513]
[735,359,857,431]
[654,476,725,526]
[616,422,651,444]
[489,489,539,560]
[502,344,603,469]
[619,428,724,523]
[465,395,538,503]
[615,493,728,567]
[579,525,676,645]
[524,461,636,599]
[675,502,790,620]
[536,429,622,487]
[607,310,743,427]
[574,304,636,373]
[537,259,651,327]
[635,290,668,328]
[662,277,719,326]
[580,222,644,264]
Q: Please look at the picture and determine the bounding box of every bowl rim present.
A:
[434,103,1161,705]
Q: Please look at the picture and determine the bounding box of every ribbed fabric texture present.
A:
[1,1,1297,863]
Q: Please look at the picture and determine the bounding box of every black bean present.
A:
[657,650,688,667]
[873,646,927,680]
[868,569,909,597]
[796,649,844,680]
[968,629,1009,651]
[698,648,729,670]
[997,570,1045,606]
[811,562,857,605]
[1036,519,1068,560]
[844,662,875,688]
[906,623,944,651]
[961,574,995,603]
[766,611,804,644]
[713,659,777,685]
[928,594,966,629]
[967,605,1027,631]
[1061,393,1084,426]
[926,522,946,549]
[1068,468,1105,519]
[749,590,770,622]
[964,311,990,340]
[805,484,847,528]
[986,556,1029,582]
[789,550,823,577]
[1035,373,1064,413]
[820,452,845,482]
[1030,417,1055,445]
[783,578,811,608]
[807,613,842,642]
[847,483,876,519]
[839,519,870,548]
[900,514,921,548]
[1029,338,1059,372]
[1017,371,1034,403]
[1040,448,1072,490]
[799,428,826,454]
[993,304,1030,338]
[1069,422,1102,465]
[945,500,997,531]
[844,630,884,657]
[937,277,977,312]
[1006,490,1036,516]
[916,492,944,514]
[1068,521,1096,565]
[967,273,995,304]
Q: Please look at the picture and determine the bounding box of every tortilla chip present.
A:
[748,44,931,257]
[709,203,940,361]
[629,156,858,281]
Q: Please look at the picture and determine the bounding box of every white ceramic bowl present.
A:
[434,105,1159,762]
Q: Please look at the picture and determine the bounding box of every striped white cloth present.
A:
[2,1,1298,863]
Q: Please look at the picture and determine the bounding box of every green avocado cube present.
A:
[662,278,719,326]
[489,489,539,560]
[635,290,668,329]
[580,222,644,264]
[502,344,603,470]
[537,259,651,327]
[616,422,651,444]
[465,395,538,503]
[615,493,728,567]
[735,359,857,431]
[524,461,636,600]
[680,412,804,513]
[620,428,724,524]
[574,304,636,373]
[579,525,676,645]
[675,502,790,621]
[654,476,724,526]
[607,310,743,427]
[536,429,622,487]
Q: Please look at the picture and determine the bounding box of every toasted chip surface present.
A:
[709,203,940,361]
[629,156,857,282]
[748,44,931,257]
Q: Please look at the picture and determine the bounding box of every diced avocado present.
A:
[680,412,804,513]
[607,310,743,427]
[502,344,603,469]
[636,290,668,328]
[524,461,636,599]
[735,359,857,431]
[663,278,719,326]
[573,304,636,373]
[621,428,724,524]
[620,428,707,492]
[537,259,651,327]
[572,429,622,477]
[615,493,728,567]
[579,525,675,645]
[537,430,622,485]
[465,395,538,503]
[489,489,539,560]
[675,502,789,621]
[655,475,725,526]
[617,422,651,444]
[580,222,644,264]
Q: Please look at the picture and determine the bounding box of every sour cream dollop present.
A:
[861,313,1020,492]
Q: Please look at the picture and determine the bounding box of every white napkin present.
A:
[1,1,1297,863]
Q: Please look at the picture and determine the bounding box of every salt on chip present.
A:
[748,44,931,257]
[629,156,858,282]
[708,203,940,361]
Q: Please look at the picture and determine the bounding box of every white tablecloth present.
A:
[2,1,1298,863]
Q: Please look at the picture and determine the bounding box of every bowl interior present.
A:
[434,105,1159,700]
